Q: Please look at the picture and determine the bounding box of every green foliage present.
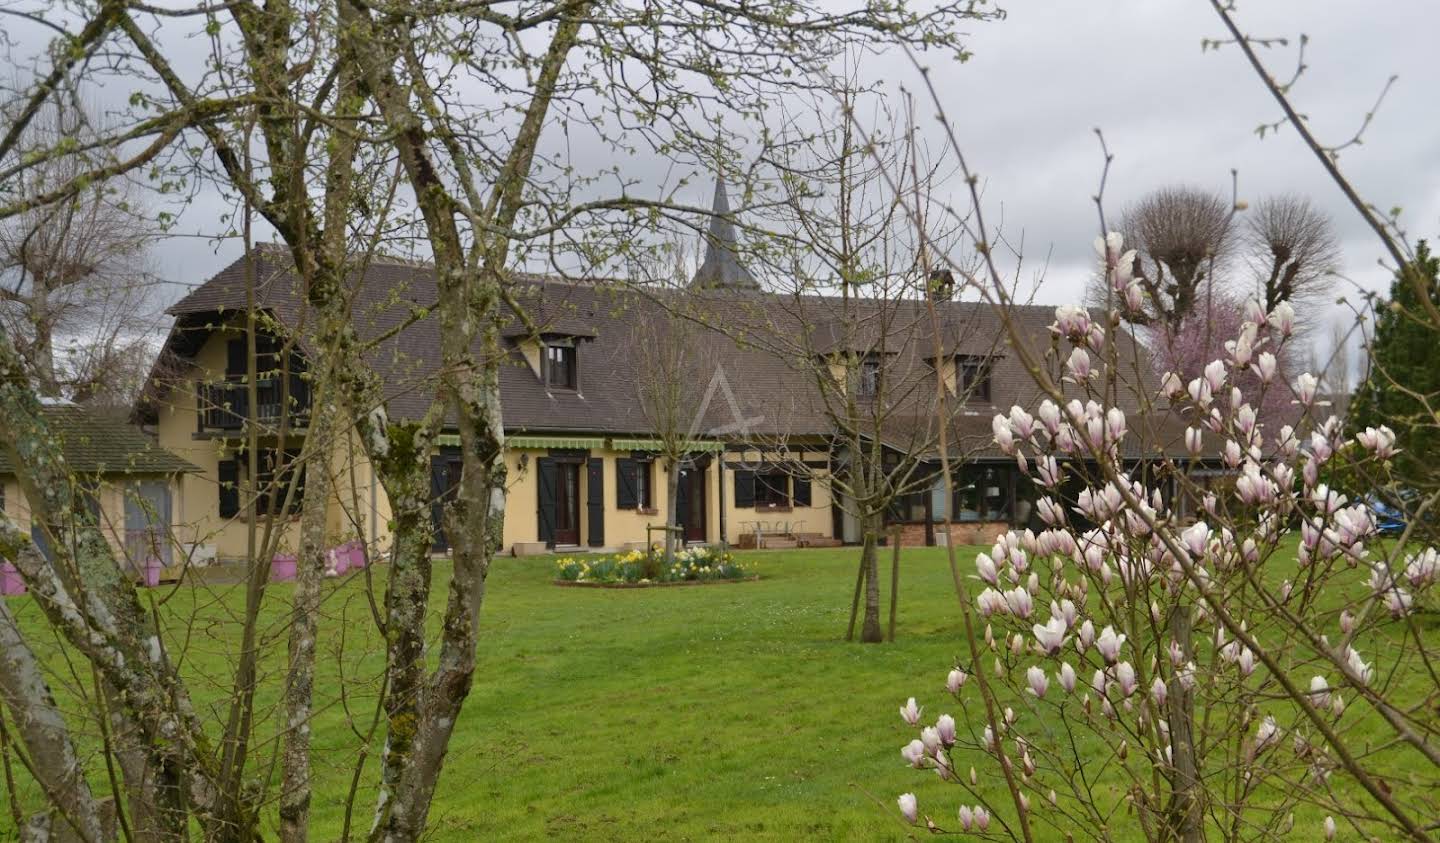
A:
[1349,241,1440,497]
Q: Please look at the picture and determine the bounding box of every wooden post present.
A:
[887,526,901,642]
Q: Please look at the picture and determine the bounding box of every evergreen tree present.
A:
[1348,241,1440,506]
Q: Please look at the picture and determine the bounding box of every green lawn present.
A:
[1,543,1429,840]
[4,547,984,841]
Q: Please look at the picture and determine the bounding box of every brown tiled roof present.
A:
[0,403,198,476]
[153,248,1161,445]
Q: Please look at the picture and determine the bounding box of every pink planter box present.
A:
[271,554,297,582]
[141,557,162,588]
[1,563,26,596]
[325,541,367,576]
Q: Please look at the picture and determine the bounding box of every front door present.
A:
[675,463,707,543]
[554,462,581,545]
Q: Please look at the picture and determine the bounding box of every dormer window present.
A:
[857,355,882,398]
[545,342,577,390]
[959,358,992,403]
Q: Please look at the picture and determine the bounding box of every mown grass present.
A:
[0,542,1431,841]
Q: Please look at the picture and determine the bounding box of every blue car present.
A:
[1365,495,1407,535]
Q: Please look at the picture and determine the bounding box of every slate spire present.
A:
[691,179,759,290]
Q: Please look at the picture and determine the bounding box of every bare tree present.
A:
[0,0,993,838]
[1244,194,1340,314]
[631,241,709,565]
[0,99,159,398]
[731,90,997,644]
[1118,185,1234,331]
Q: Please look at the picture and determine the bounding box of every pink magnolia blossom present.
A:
[1114,662,1138,696]
[1268,301,1296,336]
[1355,425,1397,459]
[1004,587,1035,619]
[1032,616,1067,655]
[946,669,968,695]
[975,553,998,585]
[1254,715,1280,753]
[1027,665,1049,698]
[921,726,942,756]
[1066,347,1093,382]
[936,714,957,747]
[901,740,925,768]
[1059,662,1078,693]
[1096,625,1126,663]
[900,697,922,726]
[897,792,918,824]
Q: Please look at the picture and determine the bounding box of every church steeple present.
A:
[690,179,759,290]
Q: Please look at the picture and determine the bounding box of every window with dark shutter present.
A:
[586,458,605,546]
[616,458,639,509]
[960,358,993,403]
[793,473,812,507]
[254,449,305,515]
[226,339,247,379]
[635,460,653,509]
[733,470,756,508]
[858,355,882,398]
[536,458,557,543]
[218,459,240,518]
[544,343,577,389]
[753,471,790,508]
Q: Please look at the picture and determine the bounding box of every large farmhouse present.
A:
[134,186,1176,563]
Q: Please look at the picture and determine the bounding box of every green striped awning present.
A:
[435,434,606,449]
[611,438,726,453]
[507,435,606,450]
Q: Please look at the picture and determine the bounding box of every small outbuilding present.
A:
[1,401,199,584]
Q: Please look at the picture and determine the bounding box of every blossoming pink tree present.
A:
[889,232,1437,841]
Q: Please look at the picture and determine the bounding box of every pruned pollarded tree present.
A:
[1243,193,1340,314]
[1120,185,1234,331]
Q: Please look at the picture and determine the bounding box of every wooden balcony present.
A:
[197,376,310,434]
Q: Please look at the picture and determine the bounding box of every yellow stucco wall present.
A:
[717,447,834,545]
[2,473,186,574]
[153,328,844,559]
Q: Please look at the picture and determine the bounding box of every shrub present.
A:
[555,545,750,585]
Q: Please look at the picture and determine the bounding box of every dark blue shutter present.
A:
[430,454,450,552]
[587,458,605,547]
[616,458,638,509]
[794,473,812,507]
[537,458,557,545]
[734,470,755,508]
[218,459,240,518]
[226,339,247,378]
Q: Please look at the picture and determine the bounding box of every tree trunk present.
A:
[29,281,58,397]
[279,400,335,843]
[0,595,106,843]
[887,527,900,642]
[1163,606,1204,843]
[859,519,883,643]
[665,458,681,565]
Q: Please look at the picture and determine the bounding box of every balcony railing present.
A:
[198,376,311,434]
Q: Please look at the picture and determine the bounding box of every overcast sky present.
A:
[129,1,1437,327]
[910,0,1440,310]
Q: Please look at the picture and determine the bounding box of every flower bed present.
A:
[554,546,753,586]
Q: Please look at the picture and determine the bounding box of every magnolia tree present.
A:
[888,233,1437,841]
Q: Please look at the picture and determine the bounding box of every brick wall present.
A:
[895,521,1009,548]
